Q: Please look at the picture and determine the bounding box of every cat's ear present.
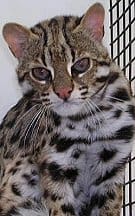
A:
[3,23,32,58]
[80,3,105,42]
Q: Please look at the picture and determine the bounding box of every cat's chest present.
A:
[57,118,89,139]
[47,117,101,168]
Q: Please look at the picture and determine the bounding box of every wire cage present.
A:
[109,0,135,215]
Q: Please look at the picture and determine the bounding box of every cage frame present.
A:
[109,0,135,215]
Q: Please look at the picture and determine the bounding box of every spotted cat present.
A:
[0,3,135,216]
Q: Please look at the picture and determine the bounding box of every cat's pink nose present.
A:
[55,87,73,100]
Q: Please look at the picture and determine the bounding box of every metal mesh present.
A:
[109,0,135,215]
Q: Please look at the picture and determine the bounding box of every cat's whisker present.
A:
[88,104,101,129]
[44,107,52,133]
[88,98,106,121]
[31,109,45,146]
[85,100,102,129]
[84,101,97,127]
[30,106,51,152]
[22,108,43,148]
[90,105,102,129]
[105,96,125,103]
[13,104,41,130]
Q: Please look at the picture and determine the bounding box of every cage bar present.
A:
[109,0,135,215]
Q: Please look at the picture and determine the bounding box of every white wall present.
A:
[0,0,110,121]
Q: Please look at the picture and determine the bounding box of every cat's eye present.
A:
[71,58,90,76]
[31,67,52,82]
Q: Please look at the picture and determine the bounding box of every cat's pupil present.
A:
[31,67,52,82]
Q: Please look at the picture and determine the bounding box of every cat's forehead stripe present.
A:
[31,23,48,46]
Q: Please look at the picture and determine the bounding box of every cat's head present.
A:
[3,3,111,117]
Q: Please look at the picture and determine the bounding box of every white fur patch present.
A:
[21,80,33,94]
[96,65,110,77]
[49,90,84,116]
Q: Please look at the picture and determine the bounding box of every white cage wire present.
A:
[109,1,135,215]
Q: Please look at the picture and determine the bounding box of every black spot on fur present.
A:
[47,125,53,134]
[28,158,34,164]
[52,112,61,126]
[22,173,37,186]
[79,194,107,216]
[64,168,78,183]
[48,162,64,181]
[39,160,47,172]
[10,127,21,144]
[111,88,130,102]
[113,109,122,118]
[24,90,35,98]
[0,189,4,199]
[67,124,75,130]
[11,184,21,196]
[115,125,134,140]
[22,173,31,181]
[0,206,3,213]
[18,75,25,83]
[61,204,75,215]
[95,168,118,185]
[127,105,135,120]
[98,105,112,111]
[55,137,75,151]
[31,170,38,176]
[28,178,38,186]
[21,200,33,209]
[51,134,90,152]
[48,162,78,182]
[6,206,19,216]
[107,191,116,200]
[81,90,88,96]
[100,148,117,162]
[96,75,109,83]
[107,72,119,84]
[41,138,46,148]
[95,156,129,185]
[72,149,81,159]
[9,167,19,175]
[51,194,58,201]
[99,61,110,66]
[43,189,49,198]
[16,161,22,166]
[50,133,59,146]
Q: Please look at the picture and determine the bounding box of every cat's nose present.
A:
[55,87,73,101]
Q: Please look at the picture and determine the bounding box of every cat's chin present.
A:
[52,102,82,117]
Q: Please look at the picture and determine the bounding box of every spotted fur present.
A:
[0,154,48,216]
[0,3,135,216]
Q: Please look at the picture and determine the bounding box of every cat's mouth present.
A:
[51,98,84,117]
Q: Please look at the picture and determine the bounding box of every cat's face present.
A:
[3,3,111,117]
